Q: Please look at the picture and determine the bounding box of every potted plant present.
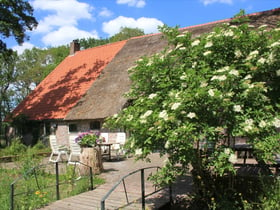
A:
[75,131,103,147]
[75,131,104,174]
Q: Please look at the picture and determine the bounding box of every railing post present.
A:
[10,183,14,210]
[90,167,94,190]
[101,200,105,210]
[141,169,145,210]
[169,184,173,205]
[55,162,60,200]
[122,180,129,204]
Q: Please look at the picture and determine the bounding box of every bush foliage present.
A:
[105,21,280,208]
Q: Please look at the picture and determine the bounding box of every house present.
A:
[10,8,280,146]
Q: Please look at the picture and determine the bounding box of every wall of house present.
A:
[55,120,98,146]
[54,120,126,146]
[55,122,69,146]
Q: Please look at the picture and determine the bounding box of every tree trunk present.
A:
[79,147,103,175]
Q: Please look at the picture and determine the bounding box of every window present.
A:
[69,124,78,132]
[90,121,101,130]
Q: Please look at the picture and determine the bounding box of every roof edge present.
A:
[130,7,280,40]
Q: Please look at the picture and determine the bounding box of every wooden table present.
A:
[232,144,280,175]
[233,144,253,164]
[98,143,113,161]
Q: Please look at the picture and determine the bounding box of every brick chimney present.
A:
[69,40,80,55]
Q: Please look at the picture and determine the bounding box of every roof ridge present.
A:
[130,7,280,40]
[70,39,127,56]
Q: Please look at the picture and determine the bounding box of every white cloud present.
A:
[201,0,233,5]
[99,7,113,17]
[116,0,146,8]
[102,16,163,36]
[42,26,99,47]
[32,0,94,33]
[13,42,35,55]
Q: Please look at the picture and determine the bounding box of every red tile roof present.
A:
[12,40,127,120]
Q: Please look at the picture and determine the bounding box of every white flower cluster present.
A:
[257,57,266,64]
[229,70,239,76]
[244,119,254,132]
[224,29,234,37]
[171,102,181,110]
[126,115,133,121]
[203,51,211,56]
[244,74,252,80]
[135,148,142,155]
[211,75,227,81]
[205,41,213,48]
[191,39,200,47]
[233,105,242,112]
[175,43,184,50]
[141,110,153,119]
[192,61,197,68]
[235,50,242,58]
[148,93,157,99]
[228,154,238,164]
[258,120,267,128]
[180,73,187,80]
[176,34,186,38]
[187,112,196,119]
[258,24,268,29]
[270,41,280,48]
[217,66,230,73]
[200,82,208,87]
[146,60,153,66]
[159,110,168,121]
[224,148,231,155]
[164,140,170,149]
[208,89,215,97]
[246,50,259,60]
[272,118,280,128]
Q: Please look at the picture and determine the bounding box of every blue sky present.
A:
[10,0,280,53]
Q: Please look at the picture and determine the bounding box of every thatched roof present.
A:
[10,8,280,122]
[65,33,168,120]
[11,40,127,121]
[65,8,280,121]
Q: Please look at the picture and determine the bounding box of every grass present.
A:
[0,139,105,210]
[1,162,105,210]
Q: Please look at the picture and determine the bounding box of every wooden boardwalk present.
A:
[39,153,193,210]
[40,183,171,209]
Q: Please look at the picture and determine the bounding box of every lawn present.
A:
[0,139,105,210]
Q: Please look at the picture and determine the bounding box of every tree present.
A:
[110,27,145,42]
[0,0,37,53]
[14,46,69,104]
[0,51,18,143]
[106,23,280,208]
[79,37,110,49]
[78,28,145,50]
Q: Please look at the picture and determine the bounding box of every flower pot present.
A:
[79,147,103,175]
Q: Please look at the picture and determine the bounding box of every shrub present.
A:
[105,20,280,208]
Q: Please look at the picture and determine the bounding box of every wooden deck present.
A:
[39,153,193,210]
[39,176,187,210]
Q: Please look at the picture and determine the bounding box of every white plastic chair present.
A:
[68,135,81,164]
[114,132,126,159]
[100,133,109,154]
[49,135,68,162]
[111,143,121,160]
[68,135,81,179]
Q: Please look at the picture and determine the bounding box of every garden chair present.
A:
[68,135,81,179]
[68,135,81,165]
[100,132,109,153]
[112,132,126,160]
[49,135,68,162]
